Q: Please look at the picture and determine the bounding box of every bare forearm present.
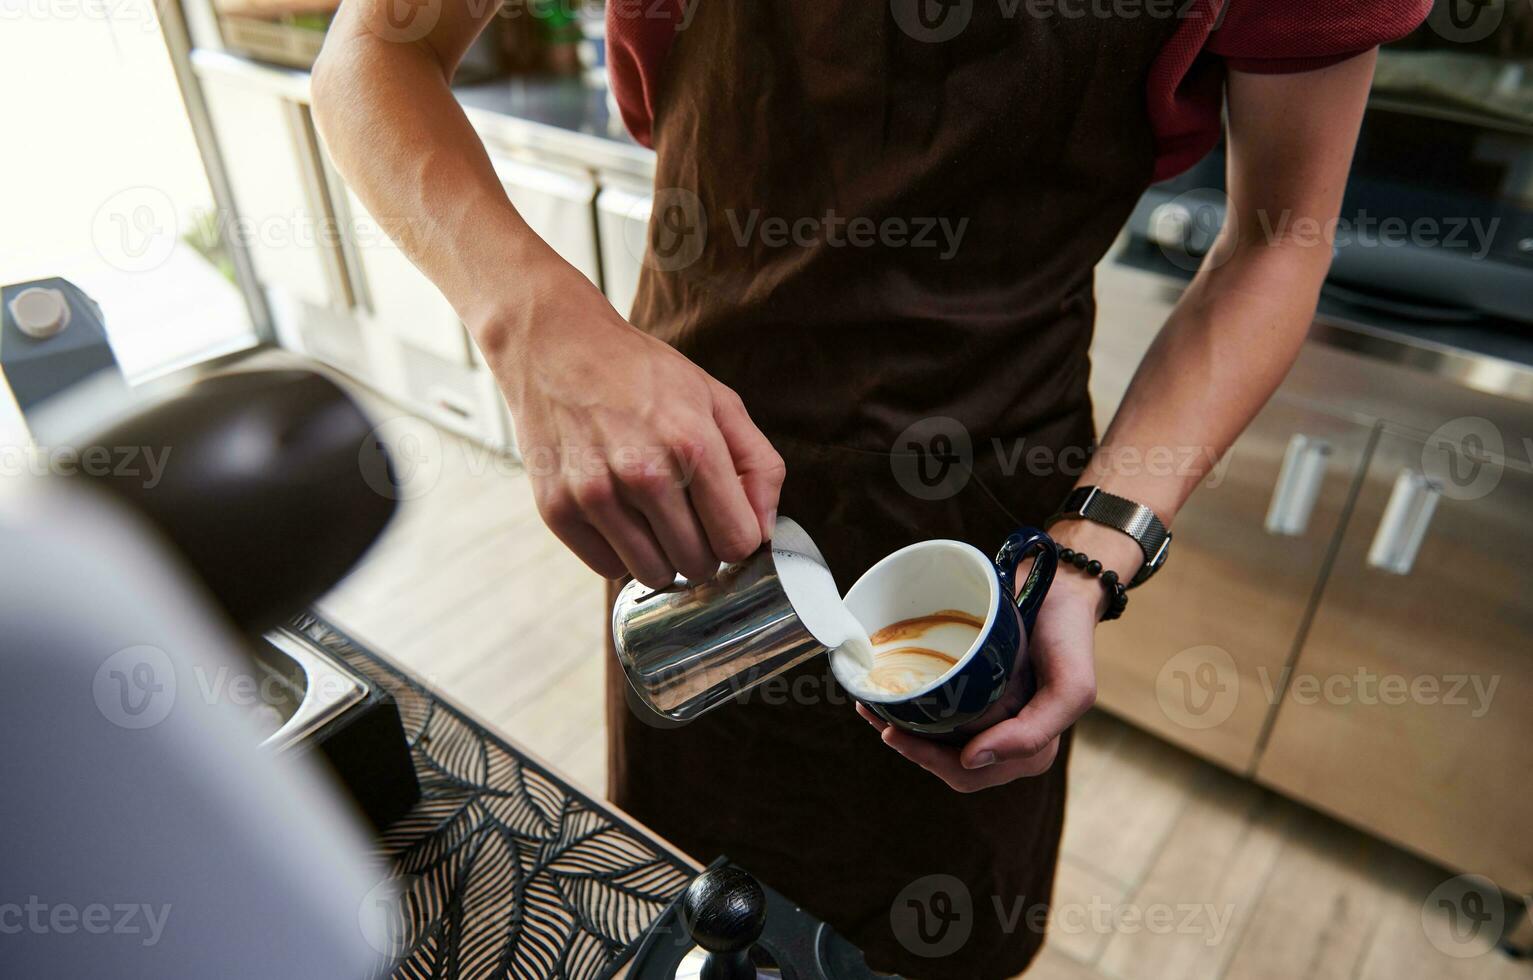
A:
[1052,55,1375,583]
[1047,236,1328,592]
[311,14,783,586]
[311,27,574,348]
[1091,238,1327,520]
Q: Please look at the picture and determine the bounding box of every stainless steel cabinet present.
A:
[1257,425,1533,892]
[1090,259,1533,897]
[1093,391,1375,773]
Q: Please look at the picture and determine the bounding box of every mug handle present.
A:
[994,527,1058,633]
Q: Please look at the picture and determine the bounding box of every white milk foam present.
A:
[775,549,875,670]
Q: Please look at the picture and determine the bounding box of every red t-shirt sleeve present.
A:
[1209,0,1435,73]
[1147,0,1433,180]
[606,0,689,148]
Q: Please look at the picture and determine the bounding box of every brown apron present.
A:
[607,5,1179,976]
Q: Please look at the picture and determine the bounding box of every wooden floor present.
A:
[316,388,1530,980]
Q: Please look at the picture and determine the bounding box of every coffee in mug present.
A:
[831,529,1058,738]
[847,610,985,697]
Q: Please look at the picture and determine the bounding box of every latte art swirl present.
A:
[862,647,959,695]
[843,609,985,697]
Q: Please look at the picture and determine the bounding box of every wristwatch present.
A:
[1047,486,1171,588]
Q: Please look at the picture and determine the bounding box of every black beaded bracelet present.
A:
[1058,547,1129,622]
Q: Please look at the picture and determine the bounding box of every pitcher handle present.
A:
[994,527,1058,633]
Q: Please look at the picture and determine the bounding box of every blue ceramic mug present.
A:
[834,528,1058,740]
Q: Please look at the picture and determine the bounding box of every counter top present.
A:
[453,77,656,180]
[1115,241,1533,410]
[1311,297,1533,406]
[293,613,694,977]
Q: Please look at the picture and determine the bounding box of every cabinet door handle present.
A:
[1367,470,1442,575]
[1265,434,1332,536]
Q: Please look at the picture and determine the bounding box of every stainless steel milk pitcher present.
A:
[611,517,835,722]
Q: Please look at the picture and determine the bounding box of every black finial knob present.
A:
[678,866,766,980]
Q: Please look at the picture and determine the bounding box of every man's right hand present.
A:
[311,1,779,589]
[484,264,785,589]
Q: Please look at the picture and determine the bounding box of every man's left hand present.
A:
[856,570,1102,792]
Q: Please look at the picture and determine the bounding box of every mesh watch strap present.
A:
[1048,486,1171,587]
